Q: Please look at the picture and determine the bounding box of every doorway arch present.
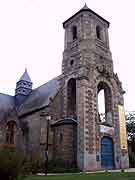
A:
[101,136,114,169]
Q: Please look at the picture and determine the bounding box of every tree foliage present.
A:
[126,112,135,140]
[126,112,135,167]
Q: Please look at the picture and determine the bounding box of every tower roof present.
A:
[82,3,89,10]
[19,69,32,83]
[63,4,110,28]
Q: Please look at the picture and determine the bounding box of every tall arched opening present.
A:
[4,121,17,146]
[67,78,76,117]
[97,82,112,125]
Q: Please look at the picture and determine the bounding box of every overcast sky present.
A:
[0,0,134,111]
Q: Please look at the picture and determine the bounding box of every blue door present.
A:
[101,137,114,169]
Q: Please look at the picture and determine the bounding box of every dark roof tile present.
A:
[18,77,61,116]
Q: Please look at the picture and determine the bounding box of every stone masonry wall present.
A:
[52,124,77,167]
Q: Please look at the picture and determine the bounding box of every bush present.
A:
[48,159,65,173]
[0,147,25,180]
[22,149,41,175]
[128,140,135,167]
[48,159,80,173]
[30,149,41,174]
[22,159,41,175]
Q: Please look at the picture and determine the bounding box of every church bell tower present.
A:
[62,4,129,171]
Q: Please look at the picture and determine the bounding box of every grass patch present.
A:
[22,172,135,180]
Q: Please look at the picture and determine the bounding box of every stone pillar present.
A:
[120,151,129,169]
[76,79,96,171]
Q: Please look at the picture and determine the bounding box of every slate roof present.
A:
[18,77,61,116]
[0,93,16,123]
[0,72,61,120]
[82,3,89,10]
[18,68,32,83]
[51,118,77,127]
[63,4,110,28]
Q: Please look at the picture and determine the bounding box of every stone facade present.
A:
[0,4,129,171]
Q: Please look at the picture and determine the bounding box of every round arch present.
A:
[97,81,113,125]
[67,78,76,117]
[101,136,114,169]
[4,121,17,145]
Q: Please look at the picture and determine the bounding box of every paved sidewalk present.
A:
[120,168,135,172]
[87,168,135,173]
[103,168,135,172]
[37,168,135,176]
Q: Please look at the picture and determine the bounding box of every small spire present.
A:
[19,68,32,83]
[82,3,89,10]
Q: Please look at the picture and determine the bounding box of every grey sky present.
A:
[0,0,134,111]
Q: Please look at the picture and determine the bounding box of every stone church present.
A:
[0,4,129,171]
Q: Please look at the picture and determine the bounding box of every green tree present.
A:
[126,112,135,140]
[126,112,135,167]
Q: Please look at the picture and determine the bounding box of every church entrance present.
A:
[101,136,114,169]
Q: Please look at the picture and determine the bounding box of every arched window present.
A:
[67,78,76,117]
[72,26,77,40]
[5,121,16,145]
[98,89,105,122]
[97,82,112,125]
[96,25,102,40]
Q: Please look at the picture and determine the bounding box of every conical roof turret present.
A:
[15,68,33,105]
[19,68,32,83]
[82,3,89,10]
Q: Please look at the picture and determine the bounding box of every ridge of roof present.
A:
[0,92,14,97]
